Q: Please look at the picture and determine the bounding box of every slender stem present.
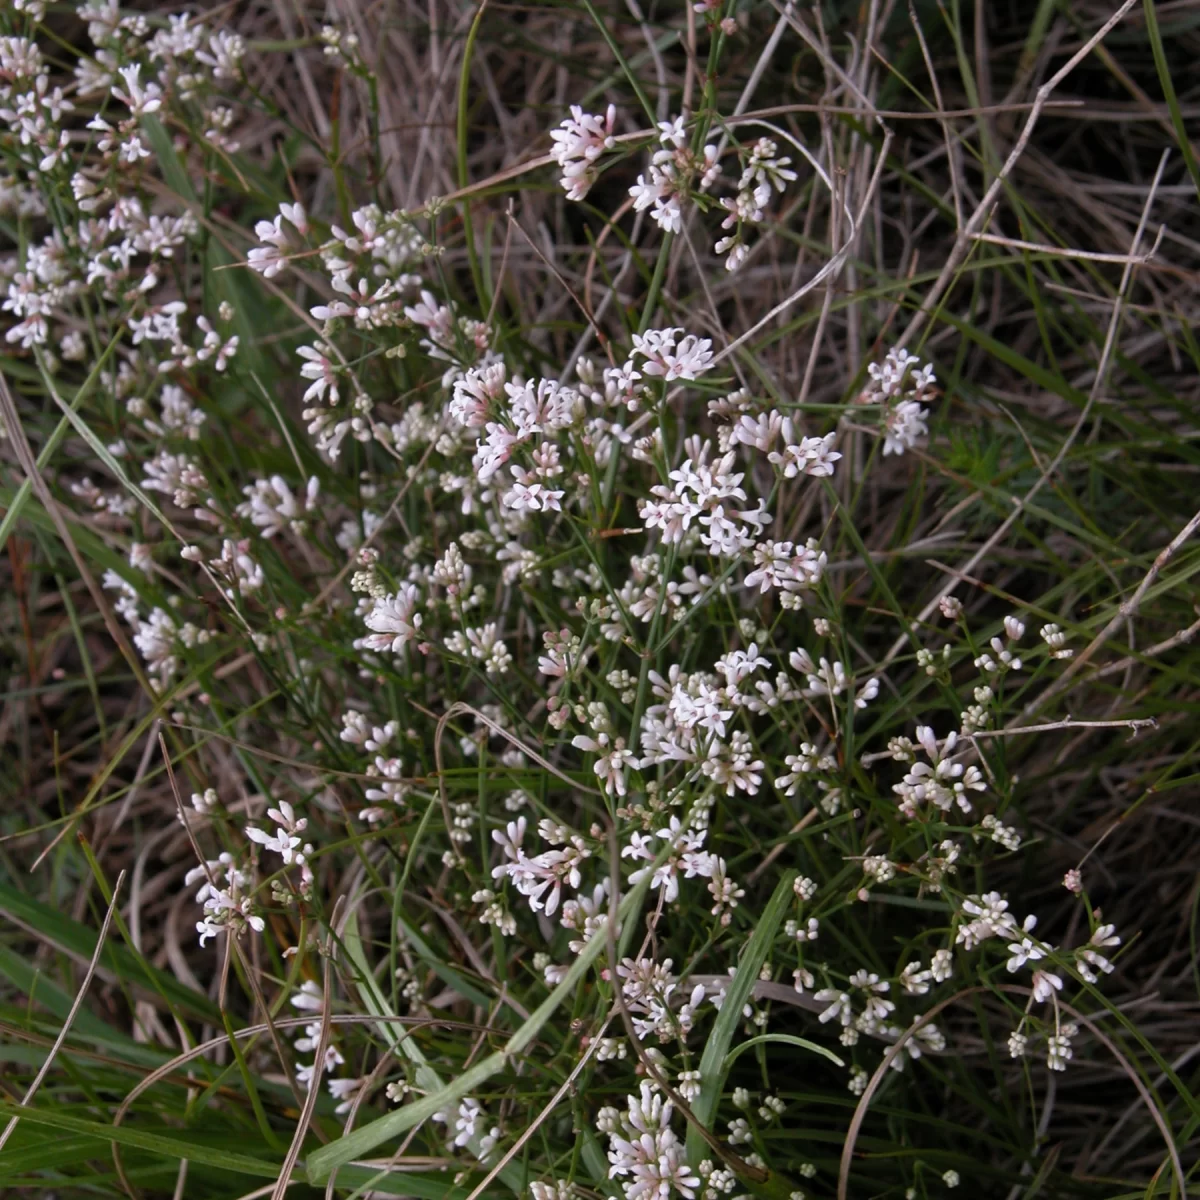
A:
[457,1,490,307]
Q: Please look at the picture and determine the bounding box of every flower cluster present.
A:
[0,10,1147,1198]
[857,347,937,455]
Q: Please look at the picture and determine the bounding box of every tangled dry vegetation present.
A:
[1,1,1199,1198]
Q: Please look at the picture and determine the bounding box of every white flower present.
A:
[813,988,852,1025]
[740,137,797,198]
[603,1083,700,1200]
[1047,1030,1074,1071]
[899,961,932,995]
[882,399,928,455]
[730,411,782,451]
[657,115,687,148]
[531,1182,576,1200]
[197,29,246,79]
[245,799,310,866]
[1031,969,1063,1003]
[451,361,506,427]
[361,586,423,656]
[893,725,983,818]
[208,539,264,598]
[323,1075,361,1113]
[631,327,714,382]
[297,343,339,404]
[446,623,513,675]
[745,539,825,594]
[248,215,290,276]
[1077,922,1120,981]
[629,163,683,233]
[940,595,964,620]
[572,732,635,797]
[502,477,564,514]
[1040,622,1073,658]
[549,104,617,200]
[768,427,841,479]
[112,64,162,116]
[433,1096,486,1148]
[862,349,935,455]
[237,475,319,538]
[1005,934,1045,972]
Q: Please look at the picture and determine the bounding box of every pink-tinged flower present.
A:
[550,104,617,200]
[362,585,422,656]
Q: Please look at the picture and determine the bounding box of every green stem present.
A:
[580,0,657,125]
[457,0,489,308]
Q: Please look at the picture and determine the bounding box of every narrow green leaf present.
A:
[580,1126,623,1199]
[0,883,222,1023]
[393,916,493,1010]
[36,358,177,530]
[0,1133,112,1174]
[1142,0,1200,203]
[307,868,655,1184]
[685,871,796,1165]
[334,1163,499,1200]
[578,0,656,125]
[342,908,445,1096]
[341,903,521,1186]
[0,486,133,582]
[722,1033,843,1071]
[141,115,266,377]
[0,945,127,1043]
[0,1101,281,1178]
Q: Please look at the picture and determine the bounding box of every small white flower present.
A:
[361,586,422,657]
[549,104,616,200]
[1031,969,1063,1003]
[112,64,162,116]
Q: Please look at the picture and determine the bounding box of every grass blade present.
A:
[684,871,796,1166]
[306,867,655,1184]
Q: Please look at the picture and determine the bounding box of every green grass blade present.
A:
[307,867,655,1184]
[722,1033,844,1071]
[0,883,222,1023]
[684,871,796,1166]
[343,908,525,1191]
[1142,0,1200,202]
[0,1101,282,1179]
